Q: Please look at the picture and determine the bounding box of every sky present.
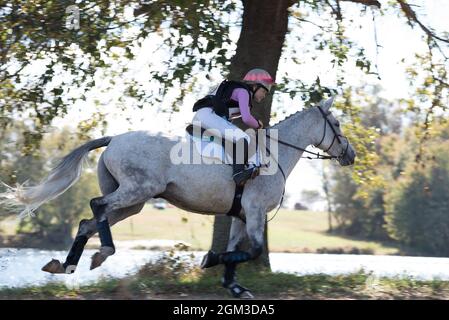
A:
[49,1,449,210]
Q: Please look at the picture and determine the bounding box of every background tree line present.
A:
[0,124,98,248]
[327,85,449,256]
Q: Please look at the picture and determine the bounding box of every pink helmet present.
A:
[243,68,275,89]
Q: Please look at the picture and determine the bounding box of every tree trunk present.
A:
[211,0,294,268]
[322,162,334,233]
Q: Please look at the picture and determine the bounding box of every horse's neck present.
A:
[271,110,315,178]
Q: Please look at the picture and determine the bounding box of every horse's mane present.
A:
[270,108,309,127]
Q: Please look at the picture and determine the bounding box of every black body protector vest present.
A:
[193,80,253,121]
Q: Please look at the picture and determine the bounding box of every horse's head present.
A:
[310,97,356,166]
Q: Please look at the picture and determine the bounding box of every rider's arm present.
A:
[232,88,260,129]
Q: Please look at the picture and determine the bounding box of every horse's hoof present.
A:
[42,259,65,274]
[90,246,115,270]
[200,250,220,269]
[90,252,106,270]
[228,283,254,299]
[239,290,254,299]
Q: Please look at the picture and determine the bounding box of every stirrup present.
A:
[233,165,259,186]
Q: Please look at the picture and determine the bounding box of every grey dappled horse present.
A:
[0,97,355,298]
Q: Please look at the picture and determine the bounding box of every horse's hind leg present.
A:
[42,202,145,274]
[42,154,147,274]
[90,181,164,270]
[42,154,119,274]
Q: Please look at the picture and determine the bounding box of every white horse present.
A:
[0,97,355,298]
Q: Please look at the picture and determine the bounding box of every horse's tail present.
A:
[0,136,112,218]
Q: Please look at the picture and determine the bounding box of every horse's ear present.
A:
[320,96,335,113]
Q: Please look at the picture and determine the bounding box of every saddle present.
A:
[185,123,206,137]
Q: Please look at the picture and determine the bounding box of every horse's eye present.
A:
[335,122,340,127]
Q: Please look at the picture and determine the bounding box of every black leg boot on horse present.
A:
[89,197,116,270]
[222,262,253,299]
[232,138,259,186]
[200,248,258,298]
[41,219,92,274]
[42,197,117,273]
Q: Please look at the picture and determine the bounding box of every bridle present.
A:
[314,105,350,161]
[263,104,350,222]
[265,105,350,162]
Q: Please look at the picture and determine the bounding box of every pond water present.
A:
[1,247,449,288]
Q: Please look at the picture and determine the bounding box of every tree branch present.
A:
[323,0,381,22]
[397,0,449,44]
[339,0,381,8]
[325,0,343,20]
[0,45,46,83]
[296,18,328,31]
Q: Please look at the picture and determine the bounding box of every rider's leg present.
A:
[232,137,260,186]
[193,108,258,185]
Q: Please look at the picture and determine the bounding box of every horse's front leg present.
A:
[221,217,255,299]
[201,209,265,298]
[200,216,248,270]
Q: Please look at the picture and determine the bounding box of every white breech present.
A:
[192,107,258,165]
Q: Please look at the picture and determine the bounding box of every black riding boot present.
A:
[232,138,258,186]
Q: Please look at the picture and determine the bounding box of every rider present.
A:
[192,68,275,186]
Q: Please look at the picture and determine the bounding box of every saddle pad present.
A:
[188,133,234,164]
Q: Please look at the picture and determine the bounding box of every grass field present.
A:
[1,207,440,300]
[106,206,399,254]
[2,261,448,300]
[0,206,400,254]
